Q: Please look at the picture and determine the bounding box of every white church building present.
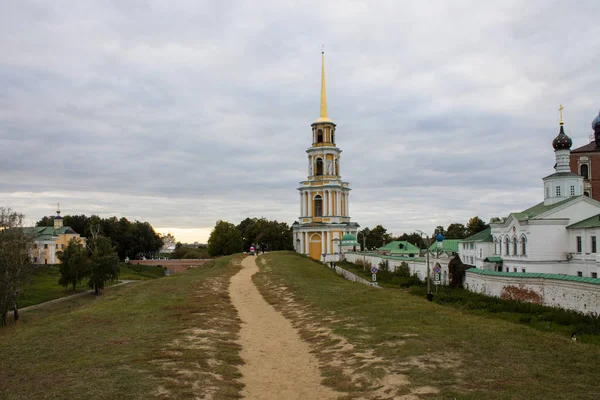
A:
[460,111,600,278]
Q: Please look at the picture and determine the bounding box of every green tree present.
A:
[446,223,466,239]
[0,208,35,325]
[466,216,489,237]
[208,220,243,257]
[395,233,425,249]
[434,225,446,237]
[57,238,89,291]
[358,225,392,250]
[87,233,120,295]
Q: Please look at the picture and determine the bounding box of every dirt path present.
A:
[229,256,338,400]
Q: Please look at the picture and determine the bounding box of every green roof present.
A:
[566,213,600,229]
[22,225,79,239]
[460,227,492,243]
[341,233,359,246]
[466,268,600,285]
[503,197,577,222]
[345,251,425,262]
[429,239,460,253]
[484,256,502,262]
[378,241,420,255]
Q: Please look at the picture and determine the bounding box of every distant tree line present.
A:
[357,216,490,251]
[207,218,294,257]
[37,214,163,260]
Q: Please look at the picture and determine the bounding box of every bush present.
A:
[379,260,389,272]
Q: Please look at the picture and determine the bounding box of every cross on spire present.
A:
[559,104,564,126]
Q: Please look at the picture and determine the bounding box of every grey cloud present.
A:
[1,1,599,242]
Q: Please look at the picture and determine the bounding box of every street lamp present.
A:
[415,229,431,297]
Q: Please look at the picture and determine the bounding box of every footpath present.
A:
[229,256,337,400]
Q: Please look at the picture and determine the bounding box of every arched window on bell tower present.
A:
[331,129,335,144]
[581,164,589,180]
[334,158,339,176]
[316,158,323,176]
[314,195,323,217]
[317,129,323,143]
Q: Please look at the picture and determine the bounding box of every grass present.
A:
[0,255,244,400]
[253,251,600,399]
[342,259,600,345]
[17,263,164,309]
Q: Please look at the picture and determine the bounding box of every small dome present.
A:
[435,233,444,242]
[552,125,572,150]
[341,233,357,241]
[592,110,600,131]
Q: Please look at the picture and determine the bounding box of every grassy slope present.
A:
[254,252,600,400]
[17,263,164,308]
[0,256,243,400]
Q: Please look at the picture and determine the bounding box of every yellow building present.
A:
[25,207,86,264]
[292,51,360,261]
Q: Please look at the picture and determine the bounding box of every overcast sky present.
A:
[1,1,599,243]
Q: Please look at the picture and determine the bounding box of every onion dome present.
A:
[435,233,444,242]
[552,125,572,150]
[592,110,600,131]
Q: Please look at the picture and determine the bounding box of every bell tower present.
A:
[292,51,359,261]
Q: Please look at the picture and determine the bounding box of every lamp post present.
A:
[416,229,431,296]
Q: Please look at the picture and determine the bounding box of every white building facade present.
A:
[471,115,600,278]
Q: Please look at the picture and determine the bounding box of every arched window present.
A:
[334,158,339,176]
[513,237,518,255]
[331,129,335,144]
[521,235,527,256]
[314,195,323,217]
[316,158,323,176]
[317,129,323,143]
[581,164,589,180]
[505,237,509,255]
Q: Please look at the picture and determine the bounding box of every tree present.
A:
[395,233,425,249]
[446,223,467,239]
[57,238,89,291]
[208,220,243,257]
[87,231,119,295]
[434,225,446,237]
[0,208,35,325]
[466,216,489,237]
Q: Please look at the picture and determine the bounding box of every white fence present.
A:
[465,269,600,315]
[343,252,451,285]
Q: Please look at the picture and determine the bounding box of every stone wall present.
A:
[465,269,600,315]
[343,252,451,285]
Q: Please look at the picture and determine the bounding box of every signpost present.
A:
[433,265,441,294]
[371,266,378,286]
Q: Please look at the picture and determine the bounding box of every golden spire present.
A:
[559,104,564,126]
[315,47,332,123]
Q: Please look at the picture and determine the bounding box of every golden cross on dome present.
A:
[559,104,564,126]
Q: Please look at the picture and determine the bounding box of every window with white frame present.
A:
[577,236,582,253]
[513,237,517,255]
[521,236,527,255]
[592,236,597,254]
[505,237,509,255]
[570,185,575,196]
[556,186,561,197]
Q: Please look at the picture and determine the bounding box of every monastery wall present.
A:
[465,269,600,315]
[343,252,451,285]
